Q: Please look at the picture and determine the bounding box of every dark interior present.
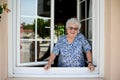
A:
[55,0,77,25]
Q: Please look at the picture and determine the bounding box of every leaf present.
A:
[3,3,7,10]
[0,5,3,14]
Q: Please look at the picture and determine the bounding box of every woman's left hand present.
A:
[88,63,95,71]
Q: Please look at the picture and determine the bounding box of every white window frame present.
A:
[8,0,104,78]
[18,0,53,67]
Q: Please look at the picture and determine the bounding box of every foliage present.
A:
[22,19,50,39]
[55,24,65,38]
[34,19,50,39]
[21,19,65,39]
[0,3,10,21]
[22,23,34,30]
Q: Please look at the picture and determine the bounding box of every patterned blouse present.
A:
[52,33,91,67]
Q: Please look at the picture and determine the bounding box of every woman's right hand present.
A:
[44,53,56,70]
[44,64,51,70]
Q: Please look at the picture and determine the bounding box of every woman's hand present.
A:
[88,63,95,71]
[44,53,56,70]
[44,64,51,70]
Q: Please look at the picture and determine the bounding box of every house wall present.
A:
[104,0,111,80]
[0,0,8,80]
[0,0,120,80]
[110,0,120,80]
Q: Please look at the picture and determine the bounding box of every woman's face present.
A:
[66,23,79,38]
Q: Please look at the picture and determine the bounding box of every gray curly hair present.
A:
[66,18,81,31]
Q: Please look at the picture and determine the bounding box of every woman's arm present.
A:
[86,51,92,63]
[44,53,56,70]
[86,51,95,71]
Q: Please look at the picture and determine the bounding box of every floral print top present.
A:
[52,33,91,67]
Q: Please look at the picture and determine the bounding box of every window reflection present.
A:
[87,0,92,18]
[37,19,51,39]
[20,24,35,39]
[20,0,51,40]
[80,21,85,36]
[20,41,33,63]
[80,1,85,20]
[87,19,92,39]
[20,40,50,63]
[21,0,36,16]
[29,41,40,62]
[37,0,50,17]
[20,17,35,39]
[20,18,51,63]
[37,42,50,61]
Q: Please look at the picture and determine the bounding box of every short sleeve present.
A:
[81,34,91,53]
[52,36,63,55]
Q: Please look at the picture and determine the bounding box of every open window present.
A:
[77,0,97,66]
[19,0,52,67]
[8,0,104,77]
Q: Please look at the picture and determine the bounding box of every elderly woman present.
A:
[44,18,95,71]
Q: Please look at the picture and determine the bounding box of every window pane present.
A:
[87,0,92,18]
[37,0,51,17]
[37,19,51,39]
[80,1,85,19]
[20,0,52,66]
[87,19,92,39]
[37,41,50,62]
[87,19,92,45]
[80,21,86,36]
[21,0,36,16]
[20,41,34,63]
[20,40,51,63]
[29,41,40,62]
[80,20,92,44]
[20,18,35,39]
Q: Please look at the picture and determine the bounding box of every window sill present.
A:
[11,67,103,78]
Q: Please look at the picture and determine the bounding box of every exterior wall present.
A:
[0,0,120,80]
[104,0,111,80]
[110,0,120,80]
[0,0,8,80]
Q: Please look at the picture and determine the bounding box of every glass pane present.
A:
[20,17,35,39]
[20,41,35,63]
[37,41,50,62]
[87,20,92,39]
[87,0,92,18]
[30,41,40,62]
[37,19,51,39]
[37,0,51,17]
[87,19,92,45]
[80,21,86,36]
[80,1,85,19]
[21,0,36,16]
[20,41,41,63]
